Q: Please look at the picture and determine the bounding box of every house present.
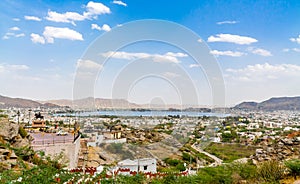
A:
[103,131,122,139]
[117,158,157,174]
[212,137,221,143]
[87,133,126,147]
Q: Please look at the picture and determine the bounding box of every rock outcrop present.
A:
[251,138,300,164]
[0,118,33,171]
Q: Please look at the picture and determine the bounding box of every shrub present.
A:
[285,159,300,180]
[197,166,233,184]
[0,114,8,118]
[19,126,28,138]
[228,162,257,180]
[257,160,286,183]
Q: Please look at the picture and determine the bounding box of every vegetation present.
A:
[105,143,134,159]
[285,159,300,180]
[163,158,186,171]
[204,143,257,163]
[2,155,300,183]
[18,126,28,138]
[0,114,8,118]
[257,160,285,183]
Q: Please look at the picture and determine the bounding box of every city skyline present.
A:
[1,0,300,106]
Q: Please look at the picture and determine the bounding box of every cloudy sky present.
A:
[1,0,300,106]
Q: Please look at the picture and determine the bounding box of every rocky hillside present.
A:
[235,96,300,111]
[0,95,60,108]
[0,117,34,170]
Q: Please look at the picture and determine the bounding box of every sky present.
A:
[1,0,300,107]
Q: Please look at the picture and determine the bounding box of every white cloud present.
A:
[248,47,272,56]
[163,72,180,78]
[10,26,20,31]
[15,33,25,37]
[197,38,203,43]
[91,23,101,31]
[2,35,9,40]
[165,52,187,58]
[216,20,238,25]
[101,51,187,63]
[30,33,45,44]
[226,63,300,82]
[189,64,201,68]
[101,24,111,32]
[24,15,41,21]
[282,48,300,53]
[282,48,290,52]
[292,48,300,52]
[13,18,20,21]
[92,23,111,32]
[112,0,127,7]
[43,26,83,43]
[210,50,245,57]
[2,32,25,40]
[0,63,29,73]
[207,34,258,45]
[77,59,102,70]
[290,35,300,44]
[83,1,111,18]
[46,1,110,25]
[46,11,86,25]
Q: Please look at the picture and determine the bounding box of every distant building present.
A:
[103,131,122,139]
[32,119,46,128]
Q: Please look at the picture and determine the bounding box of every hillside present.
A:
[235,96,300,111]
[0,95,59,108]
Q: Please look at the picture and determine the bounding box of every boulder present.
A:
[0,119,19,141]
[12,138,30,149]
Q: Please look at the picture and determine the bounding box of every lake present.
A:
[55,110,229,117]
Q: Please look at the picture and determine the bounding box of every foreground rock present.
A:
[0,118,33,171]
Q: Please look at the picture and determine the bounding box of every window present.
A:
[143,165,148,170]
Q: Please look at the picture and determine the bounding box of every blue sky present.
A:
[1,0,300,106]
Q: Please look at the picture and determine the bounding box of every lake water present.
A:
[56,110,229,117]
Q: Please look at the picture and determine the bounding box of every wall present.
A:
[31,135,81,169]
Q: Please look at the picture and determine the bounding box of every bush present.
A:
[106,143,123,154]
[19,126,28,138]
[0,114,8,118]
[197,166,233,184]
[164,158,181,166]
[257,160,286,183]
[285,159,300,180]
[227,162,257,181]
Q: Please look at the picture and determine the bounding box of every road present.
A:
[191,144,223,166]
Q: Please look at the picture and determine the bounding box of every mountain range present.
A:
[0,95,59,108]
[1,94,300,111]
[234,96,300,111]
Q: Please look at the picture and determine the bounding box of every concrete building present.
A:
[117,158,157,174]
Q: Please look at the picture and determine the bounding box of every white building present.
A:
[117,158,157,174]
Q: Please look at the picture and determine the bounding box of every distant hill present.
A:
[0,95,59,108]
[234,96,300,111]
[47,97,141,109]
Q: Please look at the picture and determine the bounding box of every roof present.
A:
[118,158,156,166]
